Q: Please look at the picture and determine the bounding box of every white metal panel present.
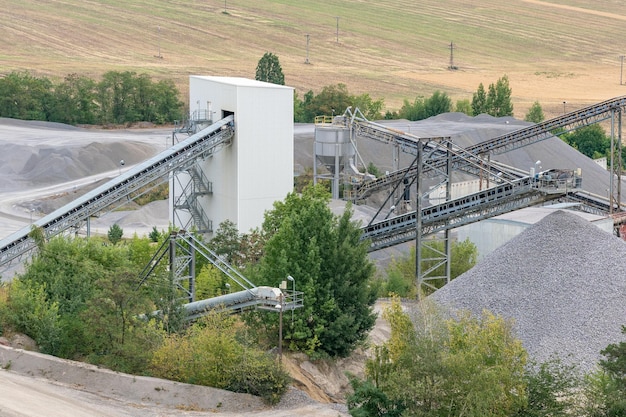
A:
[235,84,293,231]
[187,76,293,234]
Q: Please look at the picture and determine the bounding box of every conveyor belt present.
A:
[349,96,626,200]
[0,116,235,270]
[363,171,582,251]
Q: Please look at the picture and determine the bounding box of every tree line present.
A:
[1,53,521,128]
[0,71,184,125]
[292,76,515,123]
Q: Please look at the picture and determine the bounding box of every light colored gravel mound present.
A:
[430,210,626,372]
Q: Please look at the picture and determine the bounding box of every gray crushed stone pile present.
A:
[430,210,626,372]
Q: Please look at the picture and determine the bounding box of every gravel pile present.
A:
[430,210,626,372]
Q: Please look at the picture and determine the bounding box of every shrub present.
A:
[107,224,124,244]
[150,311,290,404]
[148,226,161,243]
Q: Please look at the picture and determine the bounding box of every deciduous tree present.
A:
[349,298,528,417]
[487,75,514,117]
[383,238,478,297]
[255,52,285,85]
[562,124,610,160]
[525,101,545,123]
[252,184,377,358]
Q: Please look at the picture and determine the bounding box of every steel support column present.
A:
[415,147,423,297]
[445,142,452,284]
[610,108,623,214]
[417,142,452,295]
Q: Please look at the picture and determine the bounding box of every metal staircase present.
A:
[173,165,215,233]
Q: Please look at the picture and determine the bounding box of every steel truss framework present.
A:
[337,98,624,292]
[349,96,626,203]
[0,116,234,271]
[362,174,581,251]
[137,230,303,319]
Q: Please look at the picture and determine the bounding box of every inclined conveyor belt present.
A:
[0,116,235,269]
[184,286,302,320]
[136,229,304,317]
[350,96,626,200]
[362,171,582,251]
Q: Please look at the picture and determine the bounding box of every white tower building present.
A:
[173,76,294,234]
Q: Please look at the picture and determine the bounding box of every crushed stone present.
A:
[430,210,626,373]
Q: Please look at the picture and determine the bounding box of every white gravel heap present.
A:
[430,210,626,372]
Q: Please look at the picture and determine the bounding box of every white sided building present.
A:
[172,76,294,234]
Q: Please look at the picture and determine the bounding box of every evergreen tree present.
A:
[107,224,124,244]
[255,52,285,85]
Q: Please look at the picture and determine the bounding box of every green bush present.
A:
[107,224,124,244]
[151,311,290,404]
[5,280,62,354]
[226,348,291,404]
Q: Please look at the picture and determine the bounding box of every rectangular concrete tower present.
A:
[184,76,294,234]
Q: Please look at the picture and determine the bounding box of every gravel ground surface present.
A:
[430,210,626,372]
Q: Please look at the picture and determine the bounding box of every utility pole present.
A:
[156,26,162,59]
[305,34,310,64]
[448,41,456,70]
[620,55,625,85]
[277,292,283,363]
[335,17,339,43]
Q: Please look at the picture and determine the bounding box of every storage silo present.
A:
[314,117,355,199]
